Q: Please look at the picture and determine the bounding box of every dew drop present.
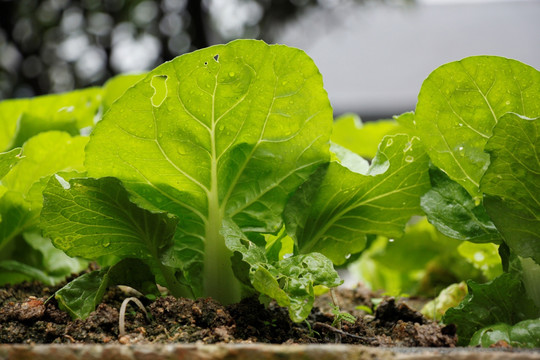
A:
[218,125,225,131]
[229,71,235,77]
[345,254,351,259]
[505,100,511,105]
[102,240,111,248]
[386,138,393,147]
[458,123,463,127]
[405,155,414,163]
[177,144,188,155]
[389,238,395,243]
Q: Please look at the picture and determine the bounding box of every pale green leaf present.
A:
[481,114,540,263]
[0,132,86,270]
[415,56,540,198]
[0,88,101,151]
[331,113,406,159]
[286,134,430,265]
[2,131,88,197]
[0,148,22,179]
[85,40,333,303]
[102,73,146,113]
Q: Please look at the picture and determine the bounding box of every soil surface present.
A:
[0,275,457,346]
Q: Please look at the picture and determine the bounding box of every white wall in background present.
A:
[277,0,540,118]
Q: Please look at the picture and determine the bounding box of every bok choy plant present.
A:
[0,40,538,345]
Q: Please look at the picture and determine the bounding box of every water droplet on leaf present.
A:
[405,155,414,163]
[386,138,393,147]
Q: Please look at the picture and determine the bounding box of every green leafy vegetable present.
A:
[0,41,537,331]
[481,114,540,263]
[415,56,540,199]
[84,40,333,305]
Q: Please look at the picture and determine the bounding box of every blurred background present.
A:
[1,0,539,119]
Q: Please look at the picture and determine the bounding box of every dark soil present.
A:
[0,277,457,346]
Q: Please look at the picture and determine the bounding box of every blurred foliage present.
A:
[349,218,501,298]
[0,0,409,100]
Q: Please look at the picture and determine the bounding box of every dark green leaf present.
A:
[0,88,101,150]
[443,273,540,345]
[421,167,502,243]
[55,258,160,319]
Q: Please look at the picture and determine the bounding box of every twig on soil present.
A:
[313,322,376,342]
[119,297,151,337]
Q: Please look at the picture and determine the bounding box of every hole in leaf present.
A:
[150,75,168,107]
[213,54,219,62]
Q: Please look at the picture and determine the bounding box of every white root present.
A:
[118,297,151,337]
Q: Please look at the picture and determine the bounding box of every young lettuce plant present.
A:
[39,40,429,322]
[408,56,540,345]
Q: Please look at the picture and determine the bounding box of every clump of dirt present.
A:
[0,278,456,346]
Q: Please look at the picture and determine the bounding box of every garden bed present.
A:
[0,280,455,346]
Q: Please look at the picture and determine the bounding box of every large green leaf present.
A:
[481,114,540,263]
[0,88,101,151]
[285,134,430,265]
[421,167,502,243]
[40,176,190,297]
[85,40,333,303]
[415,56,540,199]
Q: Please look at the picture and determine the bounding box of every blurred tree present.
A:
[0,0,398,99]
